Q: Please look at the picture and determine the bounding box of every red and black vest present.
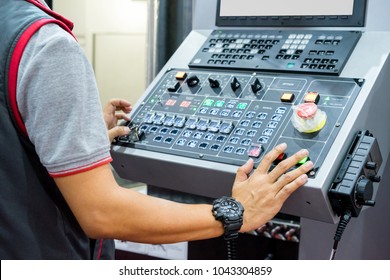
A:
[0,0,91,259]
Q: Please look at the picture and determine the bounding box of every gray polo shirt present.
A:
[17,23,112,177]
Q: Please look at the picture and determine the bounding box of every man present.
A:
[0,0,313,259]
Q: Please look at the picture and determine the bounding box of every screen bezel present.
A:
[216,0,366,27]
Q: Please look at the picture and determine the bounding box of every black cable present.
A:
[330,209,352,260]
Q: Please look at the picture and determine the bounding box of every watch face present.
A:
[220,200,240,218]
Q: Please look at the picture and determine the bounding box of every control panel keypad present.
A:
[190,29,361,75]
[116,69,363,172]
[128,97,289,162]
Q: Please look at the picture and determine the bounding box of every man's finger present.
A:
[115,113,131,121]
[255,143,287,174]
[234,158,254,183]
[109,98,132,112]
[267,149,309,182]
[276,173,308,201]
[108,126,130,142]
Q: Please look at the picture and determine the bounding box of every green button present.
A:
[297,156,309,166]
[237,103,248,110]
[203,99,214,106]
[287,62,295,69]
[215,100,225,107]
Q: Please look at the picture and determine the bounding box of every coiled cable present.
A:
[330,209,352,260]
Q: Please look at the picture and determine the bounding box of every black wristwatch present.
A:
[212,196,244,240]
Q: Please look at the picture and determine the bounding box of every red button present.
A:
[296,103,318,119]
[274,153,287,164]
[248,144,263,158]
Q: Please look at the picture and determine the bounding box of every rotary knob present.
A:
[355,176,375,207]
[187,75,200,87]
[251,78,263,94]
[208,78,220,88]
[231,77,241,92]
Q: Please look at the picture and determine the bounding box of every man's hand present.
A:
[232,143,313,232]
[103,98,132,142]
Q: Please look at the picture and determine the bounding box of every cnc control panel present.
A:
[115,69,363,179]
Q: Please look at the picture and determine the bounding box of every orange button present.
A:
[304,92,320,104]
[175,71,187,80]
[281,92,295,102]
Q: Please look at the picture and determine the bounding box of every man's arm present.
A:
[54,163,224,244]
[54,143,312,244]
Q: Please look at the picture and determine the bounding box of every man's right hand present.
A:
[231,143,313,233]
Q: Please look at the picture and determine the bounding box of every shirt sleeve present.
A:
[17,23,112,177]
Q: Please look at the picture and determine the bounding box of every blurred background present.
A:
[50,0,192,108]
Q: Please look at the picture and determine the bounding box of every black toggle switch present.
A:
[187,75,200,87]
[251,78,263,94]
[167,82,180,92]
[208,78,220,88]
[231,77,240,92]
[117,124,144,143]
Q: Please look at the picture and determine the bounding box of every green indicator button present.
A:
[287,62,295,69]
[237,103,248,110]
[297,156,310,166]
[203,99,214,106]
[215,100,225,107]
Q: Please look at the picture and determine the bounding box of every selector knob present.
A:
[251,78,263,94]
[231,77,241,92]
[187,75,200,87]
[208,78,220,88]
[355,177,376,207]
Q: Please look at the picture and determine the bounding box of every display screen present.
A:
[219,0,354,17]
[216,0,366,27]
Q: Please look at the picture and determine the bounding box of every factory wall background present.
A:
[53,0,148,108]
